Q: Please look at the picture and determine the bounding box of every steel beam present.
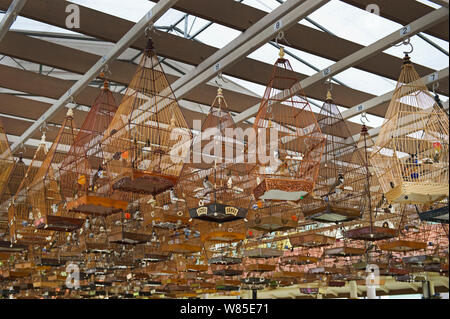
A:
[429,0,449,8]
[9,0,177,153]
[171,0,330,98]
[0,0,27,43]
[233,6,449,124]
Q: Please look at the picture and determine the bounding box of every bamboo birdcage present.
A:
[0,155,27,229]
[247,202,299,232]
[370,54,449,204]
[61,78,129,216]
[0,123,15,211]
[303,91,369,223]
[28,109,85,232]
[102,39,191,196]
[8,134,53,245]
[247,48,325,202]
[179,87,252,223]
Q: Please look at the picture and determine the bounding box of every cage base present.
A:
[386,182,448,204]
[289,233,335,248]
[112,170,178,196]
[304,204,361,223]
[253,178,313,201]
[248,216,297,232]
[67,195,128,216]
[40,215,85,232]
[345,226,397,241]
[378,240,427,252]
[201,231,246,243]
[108,231,152,245]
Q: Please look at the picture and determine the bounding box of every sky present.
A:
[1,0,449,128]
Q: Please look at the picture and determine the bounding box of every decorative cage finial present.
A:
[326,90,333,102]
[66,107,74,118]
[217,87,223,98]
[279,46,285,59]
[40,132,46,144]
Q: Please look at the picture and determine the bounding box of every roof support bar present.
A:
[233,6,449,124]
[9,0,178,153]
[429,0,449,8]
[0,0,27,43]
[171,0,330,98]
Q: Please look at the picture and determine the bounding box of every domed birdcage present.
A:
[370,53,449,205]
[0,155,26,222]
[27,109,85,233]
[247,47,325,202]
[302,90,371,223]
[102,39,191,196]
[345,123,397,241]
[179,87,253,224]
[0,122,15,204]
[247,202,299,233]
[60,77,129,216]
[8,134,53,245]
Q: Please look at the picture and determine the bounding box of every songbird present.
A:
[203,176,213,192]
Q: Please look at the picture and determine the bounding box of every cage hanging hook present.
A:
[326,77,333,92]
[39,121,49,134]
[100,64,111,77]
[432,81,439,94]
[402,37,414,54]
[360,112,369,125]
[145,23,154,38]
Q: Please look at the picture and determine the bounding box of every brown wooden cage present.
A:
[0,122,15,215]
[61,79,129,216]
[8,135,53,245]
[27,109,85,232]
[246,48,325,202]
[302,91,369,223]
[102,39,191,196]
[370,54,449,205]
[178,87,252,224]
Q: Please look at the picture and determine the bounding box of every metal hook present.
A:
[39,121,49,133]
[100,64,111,77]
[360,112,369,125]
[432,82,439,94]
[145,23,154,37]
[326,77,333,92]
[402,37,414,54]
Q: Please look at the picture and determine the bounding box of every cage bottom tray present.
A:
[378,240,427,252]
[244,248,283,258]
[323,246,365,257]
[189,203,247,223]
[248,215,298,232]
[161,243,202,254]
[112,170,178,196]
[40,215,85,232]
[208,256,242,265]
[253,178,313,201]
[108,231,152,245]
[345,226,397,241]
[212,269,243,277]
[303,204,361,223]
[386,182,448,204]
[280,255,319,265]
[289,233,335,248]
[201,231,246,243]
[246,264,276,272]
[418,205,449,224]
[67,195,128,216]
